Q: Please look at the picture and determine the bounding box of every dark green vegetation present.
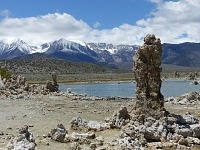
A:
[0,58,115,74]
[0,67,11,79]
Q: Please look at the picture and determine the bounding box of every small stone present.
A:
[5,126,36,150]
[7,127,12,130]
[28,125,34,127]
[96,146,107,150]
[90,143,96,149]
[71,132,95,139]
[178,137,189,146]
[96,136,104,146]
[176,128,193,138]
[48,124,67,142]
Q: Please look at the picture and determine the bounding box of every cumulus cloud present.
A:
[0,0,200,45]
[85,24,146,45]
[137,0,200,43]
[0,13,92,45]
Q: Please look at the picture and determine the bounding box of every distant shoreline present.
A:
[27,77,135,84]
[27,77,194,85]
[60,78,135,84]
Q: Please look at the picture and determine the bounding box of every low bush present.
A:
[0,68,11,79]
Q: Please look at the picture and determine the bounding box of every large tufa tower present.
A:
[132,34,165,121]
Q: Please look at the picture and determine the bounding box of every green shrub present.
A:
[0,68,11,79]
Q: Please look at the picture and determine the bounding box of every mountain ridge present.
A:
[1,39,200,68]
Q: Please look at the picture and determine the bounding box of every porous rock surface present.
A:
[70,105,130,131]
[2,126,36,150]
[46,71,59,92]
[48,124,98,149]
[132,34,165,121]
[108,105,130,128]
[70,116,110,131]
[48,124,67,142]
[166,91,200,105]
[0,72,59,96]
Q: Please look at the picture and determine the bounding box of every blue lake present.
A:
[59,80,200,98]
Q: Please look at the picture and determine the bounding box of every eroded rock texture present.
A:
[0,71,60,96]
[6,126,36,150]
[46,71,59,92]
[132,34,165,121]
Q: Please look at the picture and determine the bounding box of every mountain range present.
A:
[0,39,200,69]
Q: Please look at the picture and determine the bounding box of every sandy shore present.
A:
[1,93,200,149]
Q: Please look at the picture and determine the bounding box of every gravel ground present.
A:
[0,93,200,149]
[0,94,132,149]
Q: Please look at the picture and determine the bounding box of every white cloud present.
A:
[147,0,162,3]
[93,21,101,28]
[0,13,92,45]
[137,0,200,43]
[0,9,11,18]
[0,0,200,45]
[85,24,146,45]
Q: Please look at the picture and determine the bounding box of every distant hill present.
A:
[0,58,119,75]
[162,42,200,67]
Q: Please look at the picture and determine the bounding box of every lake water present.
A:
[59,80,200,98]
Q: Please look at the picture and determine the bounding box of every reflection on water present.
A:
[59,80,200,98]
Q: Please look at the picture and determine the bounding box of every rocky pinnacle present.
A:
[132,34,165,121]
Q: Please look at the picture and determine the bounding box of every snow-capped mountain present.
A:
[0,39,40,59]
[2,38,200,68]
[45,38,97,56]
[86,43,138,62]
[42,38,101,63]
[86,43,138,54]
[9,39,35,54]
[0,38,137,65]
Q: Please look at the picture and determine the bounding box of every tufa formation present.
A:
[46,71,59,92]
[132,34,165,121]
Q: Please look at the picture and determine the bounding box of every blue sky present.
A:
[0,0,156,29]
[0,0,200,45]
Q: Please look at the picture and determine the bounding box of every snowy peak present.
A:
[0,41,9,55]
[51,38,81,51]
[86,43,138,54]
[12,39,26,46]
[55,38,87,47]
[45,38,96,56]
[9,39,33,54]
[86,43,116,54]
[0,39,42,59]
[56,38,74,45]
